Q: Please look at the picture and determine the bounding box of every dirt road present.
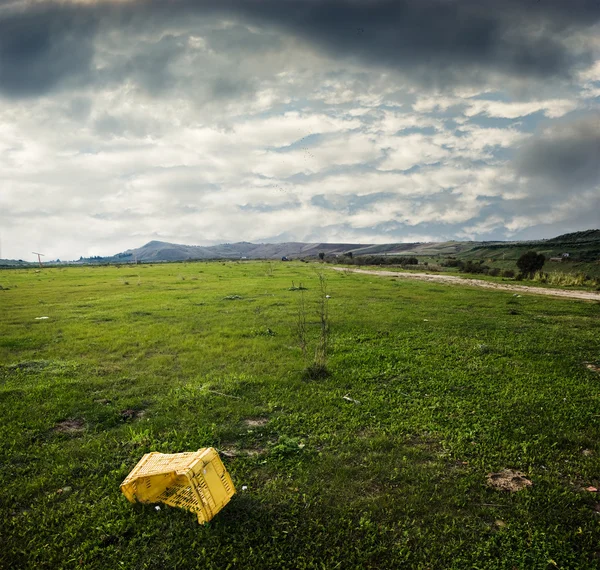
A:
[331,267,600,302]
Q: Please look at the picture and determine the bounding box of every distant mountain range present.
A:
[99,239,483,262]
[2,229,599,266]
[79,229,600,263]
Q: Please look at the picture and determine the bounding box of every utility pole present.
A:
[32,252,45,267]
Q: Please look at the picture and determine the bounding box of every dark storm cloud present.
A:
[108,33,186,94]
[118,0,600,84]
[0,4,97,97]
[515,113,600,189]
[1,0,599,98]
[231,0,595,82]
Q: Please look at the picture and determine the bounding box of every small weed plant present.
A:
[313,271,329,375]
[295,272,331,379]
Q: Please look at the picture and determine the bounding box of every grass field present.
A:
[1,261,599,569]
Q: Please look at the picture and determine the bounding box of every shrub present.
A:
[501,269,515,278]
[343,255,420,267]
[517,251,545,277]
[488,268,501,277]
[460,260,490,274]
[403,257,419,266]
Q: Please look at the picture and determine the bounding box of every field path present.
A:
[331,267,600,301]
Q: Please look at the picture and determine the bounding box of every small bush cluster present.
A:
[460,260,490,274]
[442,259,516,278]
[341,255,419,266]
[532,271,599,288]
[442,257,462,268]
[442,258,487,273]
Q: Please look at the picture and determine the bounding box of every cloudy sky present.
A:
[1,0,599,261]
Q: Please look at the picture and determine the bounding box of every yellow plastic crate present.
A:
[120,448,235,524]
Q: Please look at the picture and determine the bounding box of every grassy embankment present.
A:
[1,262,599,569]
[456,231,600,282]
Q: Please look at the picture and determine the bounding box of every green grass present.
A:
[1,262,599,569]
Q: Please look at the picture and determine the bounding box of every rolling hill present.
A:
[82,239,489,263]
[2,230,598,267]
[458,229,600,262]
[86,230,599,264]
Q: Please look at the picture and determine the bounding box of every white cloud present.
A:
[252,130,381,178]
[459,215,507,239]
[378,134,450,171]
[234,112,361,147]
[373,109,441,134]
[464,99,578,119]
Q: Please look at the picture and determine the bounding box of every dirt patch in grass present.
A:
[584,362,600,373]
[487,469,532,492]
[53,419,85,434]
[6,360,51,371]
[220,446,266,458]
[120,409,146,421]
[244,417,269,428]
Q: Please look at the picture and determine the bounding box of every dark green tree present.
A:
[517,251,545,277]
[318,252,325,260]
